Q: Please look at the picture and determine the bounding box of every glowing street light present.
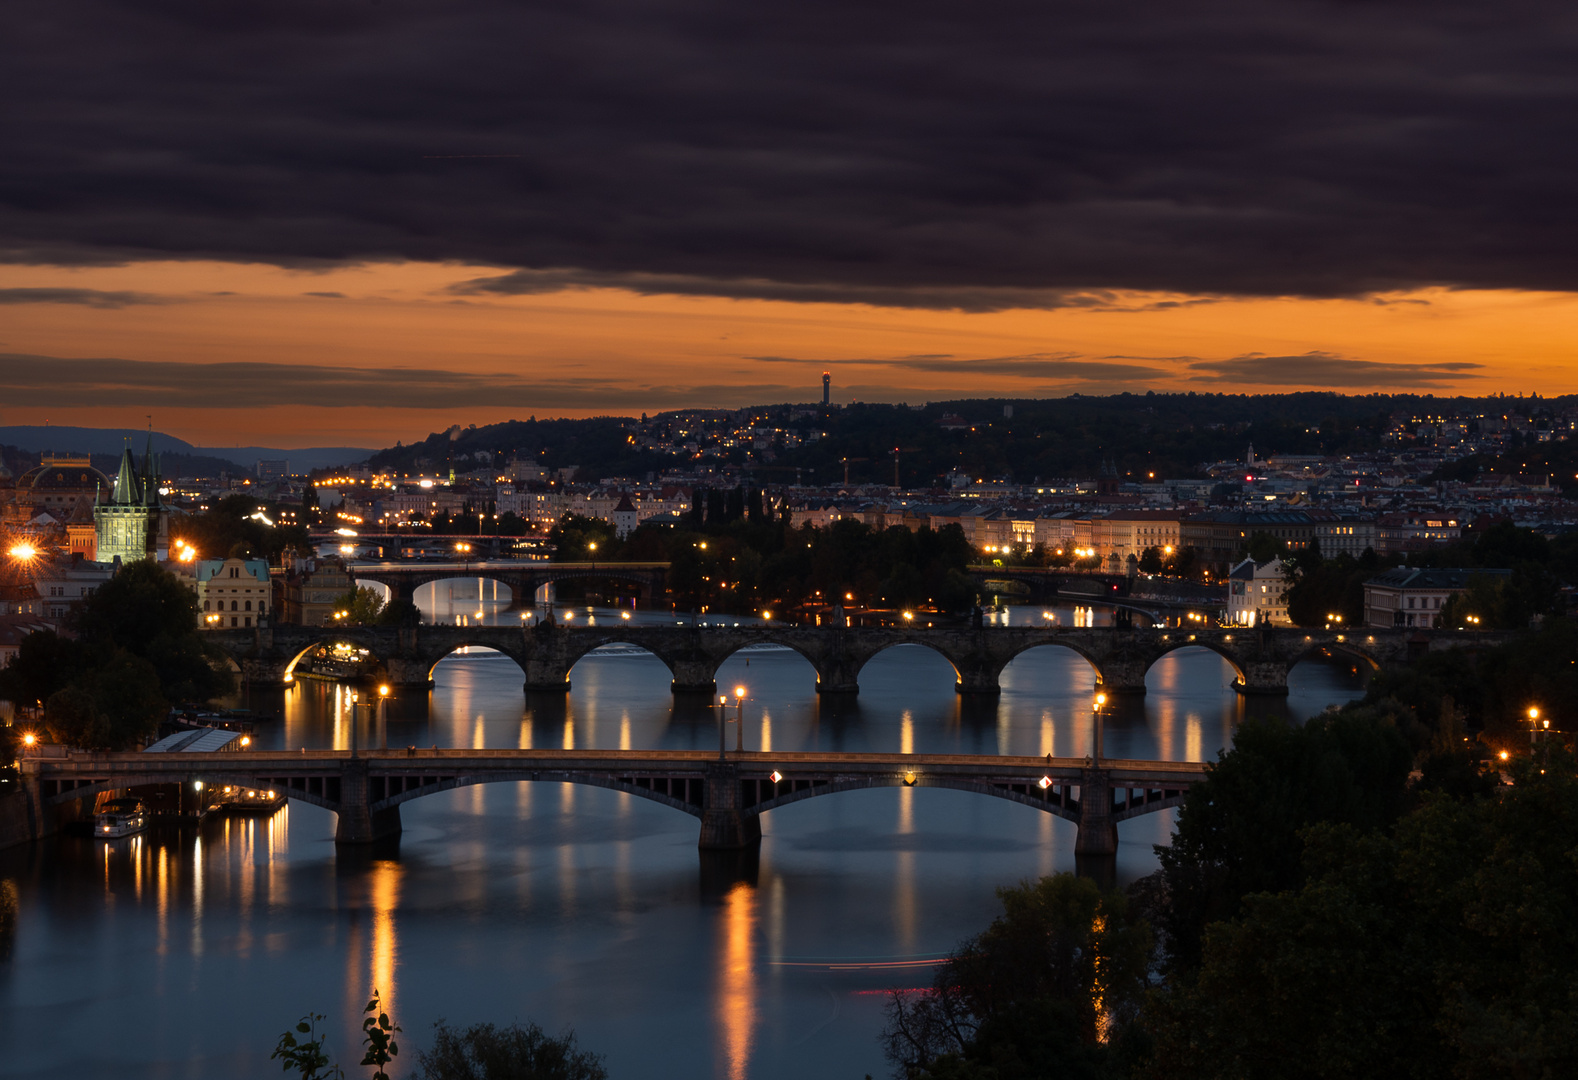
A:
[8,543,37,560]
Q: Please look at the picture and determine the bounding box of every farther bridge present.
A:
[210,622,1506,696]
[347,561,670,607]
[19,748,1205,855]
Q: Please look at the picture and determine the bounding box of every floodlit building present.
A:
[94,444,168,565]
[196,557,272,629]
[1228,557,1291,626]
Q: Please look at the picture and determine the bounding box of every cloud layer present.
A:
[5,1,1578,305]
[0,348,1481,413]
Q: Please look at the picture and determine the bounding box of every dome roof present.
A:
[16,461,112,493]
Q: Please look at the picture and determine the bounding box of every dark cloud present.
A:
[1188,352,1484,388]
[453,269,1130,313]
[0,352,800,410]
[4,2,1577,303]
[303,291,345,298]
[0,287,166,308]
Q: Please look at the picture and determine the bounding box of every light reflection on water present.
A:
[0,593,1367,1079]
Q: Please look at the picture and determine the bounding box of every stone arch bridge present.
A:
[19,748,1205,855]
[348,561,670,608]
[211,622,1504,697]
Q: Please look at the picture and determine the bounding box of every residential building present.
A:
[1362,567,1513,628]
[196,558,272,629]
[1228,557,1291,626]
[278,560,355,627]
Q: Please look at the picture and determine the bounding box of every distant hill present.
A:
[0,426,373,474]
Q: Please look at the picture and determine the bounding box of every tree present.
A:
[1155,707,1413,970]
[0,629,86,709]
[336,586,388,625]
[414,1021,608,1080]
[71,560,234,702]
[1244,531,1286,564]
[1146,754,1578,1079]
[1138,546,1164,574]
[883,874,1152,1080]
[44,651,166,750]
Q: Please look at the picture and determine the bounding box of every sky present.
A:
[4,0,1578,448]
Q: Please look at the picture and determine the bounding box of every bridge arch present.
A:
[854,638,964,685]
[280,634,388,682]
[561,636,679,678]
[749,774,1084,823]
[367,771,707,817]
[713,638,825,693]
[998,639,1105,684]
[414,575,517,618]
[421,640,530,681]
[39,772,342,814]
[1147,639,1249,684]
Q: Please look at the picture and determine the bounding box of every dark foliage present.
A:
[414,1020,608,1080]
[883,874,1151,1080]
[1146,753,1578,1080]
[1154,707,1413,971]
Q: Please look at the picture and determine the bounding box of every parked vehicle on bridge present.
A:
[95,798,147,838]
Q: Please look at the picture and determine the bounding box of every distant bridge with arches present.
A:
[209,622,1506,697]
[348,560,670,607]
[18,747,1205,855]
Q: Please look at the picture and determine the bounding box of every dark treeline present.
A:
[361,392,1578,488]
[550,493,977,615]
[0,562,233,749]
[884,681,1578,1079]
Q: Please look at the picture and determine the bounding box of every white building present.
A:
[1228,557,1291,626]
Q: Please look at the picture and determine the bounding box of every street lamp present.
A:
[1529,706,1541,747]
[1091,692,1107,763]
[717,693,728,760]
[734,685,747,753]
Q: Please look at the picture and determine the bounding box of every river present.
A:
[0,584,1367,1079]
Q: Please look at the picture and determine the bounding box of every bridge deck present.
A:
[27,748,1207,781]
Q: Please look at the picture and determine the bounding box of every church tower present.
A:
[94,435,167,565]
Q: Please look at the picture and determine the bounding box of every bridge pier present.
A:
[1073,766,1118,856]
[380,657,435,689]
[955,666,1001,695]
[524,657,572,692]
[335,761,403,844]
[1234,661,1290,695]
[1095,658,1149,695]
[671,658,718,696]
[698,762,762,850]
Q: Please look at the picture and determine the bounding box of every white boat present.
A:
[95,798,147,838]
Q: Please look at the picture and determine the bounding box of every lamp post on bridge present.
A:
[734,685,746,754]
[1091,691,1107,764]
[718,693,728,760]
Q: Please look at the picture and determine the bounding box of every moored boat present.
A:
[95,798,147,838]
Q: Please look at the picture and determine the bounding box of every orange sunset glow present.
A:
[2,259,1574,447]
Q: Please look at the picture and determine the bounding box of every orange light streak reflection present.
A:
[715,882,758,1080]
